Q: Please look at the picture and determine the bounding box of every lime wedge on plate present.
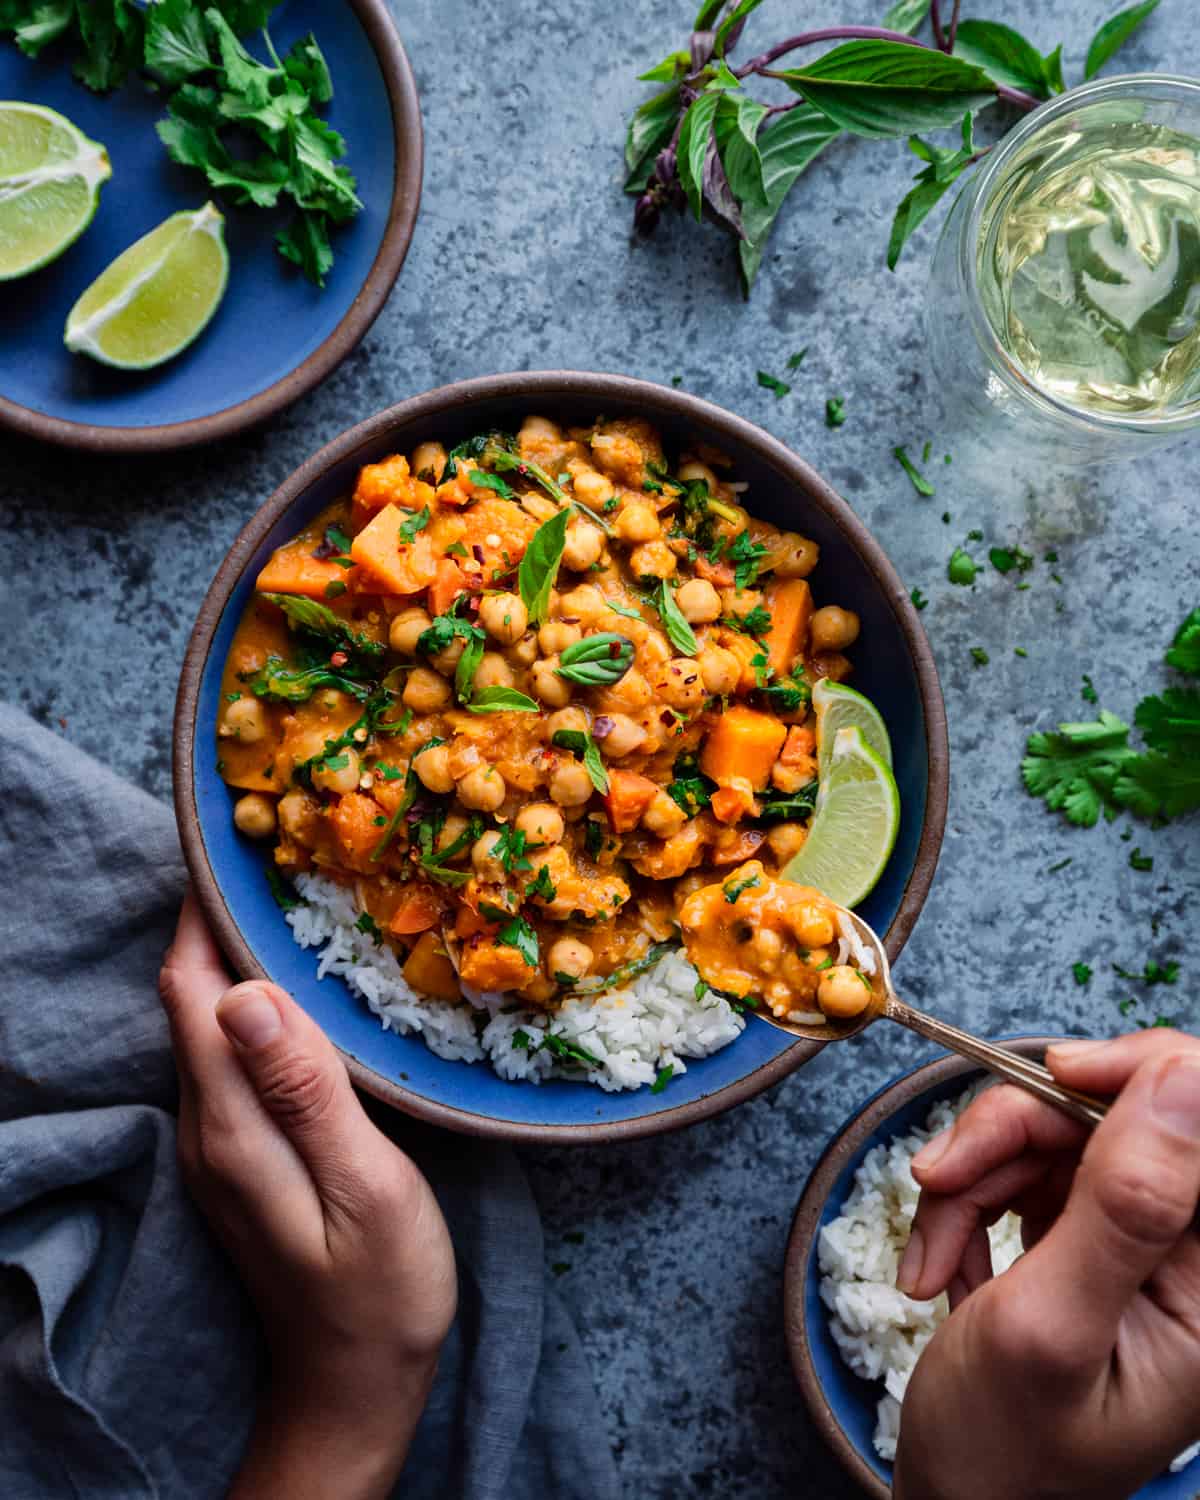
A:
[0,101,110,280]
[812,678,892,782]
[782,725,900,907]
[64,202,228,369]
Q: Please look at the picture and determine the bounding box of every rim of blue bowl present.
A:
[782,1037,1061,1498]
[0,0,423,455]
[172,369,951,1144]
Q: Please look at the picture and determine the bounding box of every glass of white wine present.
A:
[927,74,1200,463]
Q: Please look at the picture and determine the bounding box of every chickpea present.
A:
[677,459,719,492]
[413,743,454,794]
[720,586,764,621]
[277,789,317,841]
[532,657,572,708]
[597,712,645,758]
[219,696,267,743]
[311,746,361,796]
[571,467,614,506]
[507,631,540,667]
[403,666,452,713]
[603,667,652,710]
[562,520,605,571]
[653,657,706,713]
[699,646,741,696]
[435,812,470,856]
[539,620,582,655]
[548,936,594,982]
[457,765,506,812]
[471,829,507,881]
[628,540,676,579]
[478,592,528,644]
[817,964,873,1019]
[520,414,562,446]
[515,802,565,845]
[615,500,660,544]
[810,605,861,653]
[773,532,820,578]
[429,635,466,676]
[475,652,515,691]
[675,577,721,624]
[772,759,817,794]
[549,761,593,807]
[642,790,687,838]
[233,792,276,839]
[558,584,606,621]
[789,901,836,949]
[545,706,589,739]
[389,607,431,656]
[411,441,447,482]
[750,927,784,971]
[766,823,807,864]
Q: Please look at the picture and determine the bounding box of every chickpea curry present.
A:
[217,414,865,1018]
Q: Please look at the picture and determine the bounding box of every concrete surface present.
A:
[2,1,1198,1495]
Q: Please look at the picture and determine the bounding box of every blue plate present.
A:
[0,0,420,450]
[176,374,949,1141]
[793,1051,1200,1498]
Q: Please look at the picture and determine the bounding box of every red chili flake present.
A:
[473,544,486,565]
[330,650,349,667]
[608,641,621,658]
[517,464,529,477]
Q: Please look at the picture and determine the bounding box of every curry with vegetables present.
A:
[216,414,864,1012]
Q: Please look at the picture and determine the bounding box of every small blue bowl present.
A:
[174,371,949,1144]
[0,0,422,451]
[784,1042,1200,1498]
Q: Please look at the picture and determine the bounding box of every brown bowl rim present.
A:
[0,0,423,455]
[782,1036,1064,1498]
[172,369,951,1144]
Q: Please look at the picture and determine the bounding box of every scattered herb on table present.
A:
[948,548,980,586]
[623,0,1160,289]
[989,545,1034,575]
[1072,962,1092,986]
[970,646,989,667]
[1129,846,1153,872]
[787,348,808,369]
[894,444,935,496]
[757,369,791,397]
[825,396,846,428]
[1081,673,1098,705]
[910,586,928,611]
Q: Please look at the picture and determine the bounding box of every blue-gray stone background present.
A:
[2,1,1198,1495]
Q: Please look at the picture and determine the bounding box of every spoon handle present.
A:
[885,996,1108,1130]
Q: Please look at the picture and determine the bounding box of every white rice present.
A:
[285,871,757,1091]
[818,1086,1200,1477]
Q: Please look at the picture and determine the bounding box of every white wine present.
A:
[977,116,1200,415]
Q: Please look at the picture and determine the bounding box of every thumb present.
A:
[216,981,380,1207]
[1015,1049,1200,1368]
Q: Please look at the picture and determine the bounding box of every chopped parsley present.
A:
[948,548,980,586]
[1072,962,1092,986]
[825,396,846,428]
[728,530,768,590]
[354,911,383,946]
[526,864,557,901]
[893,445,935,497]
[650,1064,675,1094]
[757,370,791,398]
[492,823,533,873]
[970,647,990,666]
[324,579,348,599]
[910,586,928,611]
[1129,847,1153,872]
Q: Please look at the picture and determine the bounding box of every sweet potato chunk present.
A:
[605,770,658,833]
[402,931,460,1000]
[351,504,438,596]
[763,579,813,678]
[256,544,350,600]
[700,705,787,790]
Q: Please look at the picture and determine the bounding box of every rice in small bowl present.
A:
[784,1043,1200,1498]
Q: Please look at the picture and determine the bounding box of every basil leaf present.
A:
[488,442,615,536]
[657,581,699,656]
[1084,0,1160,79]
[466,687,540,714]
[881,0,932,35]
[738,105,840,290]
[952,20,1061,99]
[518,509,570,625]
[677,88,724,222]
[637,50,690,84]
[468,469,514,499]
[888,114,978,268]
[777,41,996,140]
[624,82,682,192]
[714,0,766,58]
[606,599,643,620]
[551,728,610,793]
[556,633,636,687]
[714,91,769,209]
[455,633,485,703]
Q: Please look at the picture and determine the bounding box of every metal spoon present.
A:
[744,903,1108,1131]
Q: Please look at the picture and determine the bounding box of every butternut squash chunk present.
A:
[350,504,438,596]
[763,579,813,678]
[428,557,467,617]
[700,705,787,790]
[256,544,352,600]
[605,770,658,833]
[388,886,443,936]
[403,931,460,999]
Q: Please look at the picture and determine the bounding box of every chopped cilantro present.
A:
[398,506,431,543]
[1129,847,1153,872]
[1072,962,1092,986]
[893,445,935,497]
[1081,674,1098,705]
[724,872,762,904]
[910,586,928,611]
[970,647,989,666]
[989,545,1034,575]
[757,370,791,398]
[354,911,383,947]
[324,579,348,599]
[948,548,980,586]
[787,349,807,369]
[825,396,846,428]
[650,1064,675,1094]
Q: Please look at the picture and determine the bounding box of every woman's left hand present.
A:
[159,890,457,1500]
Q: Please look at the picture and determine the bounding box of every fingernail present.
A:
[1048,1040,1107,1062]
[912,1128,952,1174]
[1151,1057,1200,1139]
[896,1227,924,1295]
[217,988,282,1049]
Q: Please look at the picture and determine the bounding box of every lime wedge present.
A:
[812,678,892,784]
[0,101,110,280]
[782,726,900,908]
[64,202,228,369]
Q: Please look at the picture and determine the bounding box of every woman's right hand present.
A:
[894,1030,1200,1500]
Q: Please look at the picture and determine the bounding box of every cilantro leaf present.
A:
[825,396,846,428]
[276,211,334,287]
[757,370,790,398]
[1165,608,1200,676]
[947,548,980,586]
[1072,962,1092,986]
[1021,710,1135,827]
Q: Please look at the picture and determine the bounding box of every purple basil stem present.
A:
[592,716,615,740]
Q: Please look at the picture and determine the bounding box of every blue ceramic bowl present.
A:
[174,372,949,1142]
[0,0,421,451]
[784,1043,1200,1498]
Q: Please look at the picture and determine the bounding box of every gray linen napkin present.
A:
[0,704,620,1500]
